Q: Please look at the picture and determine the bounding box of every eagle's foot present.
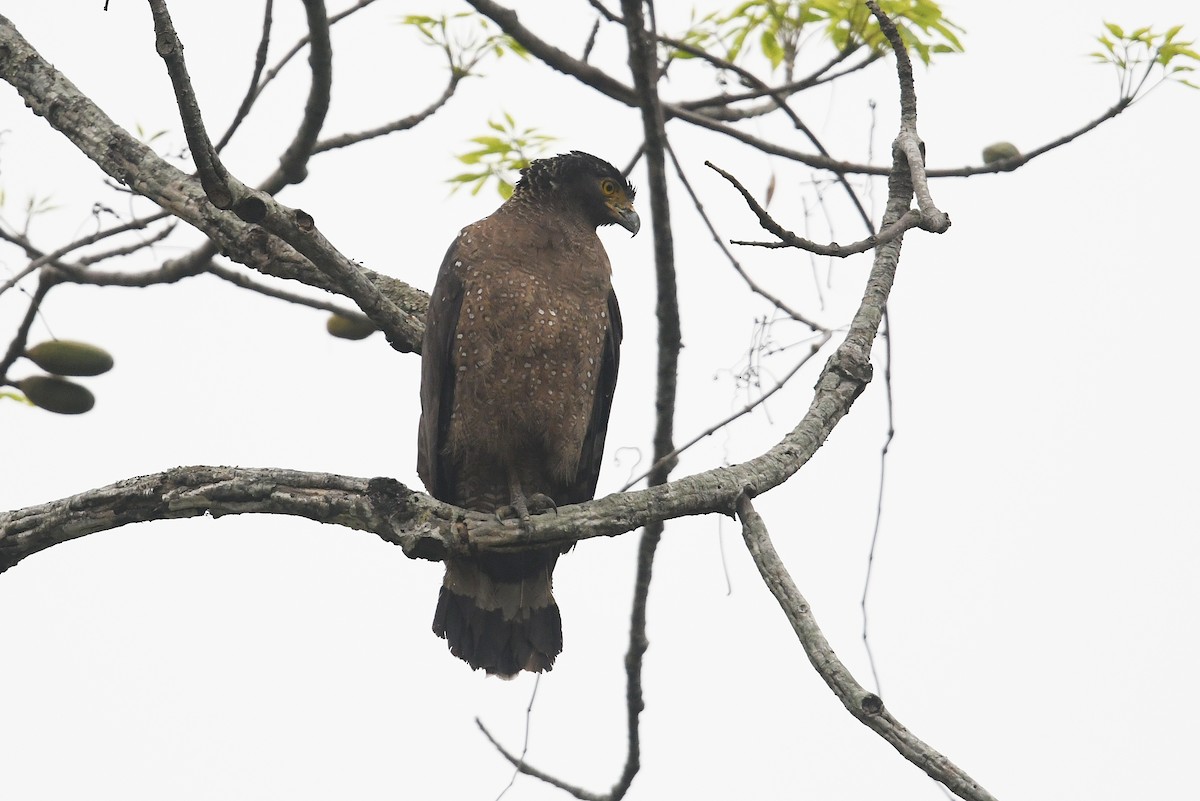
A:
[496,485,558,529]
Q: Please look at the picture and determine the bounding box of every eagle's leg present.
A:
[496,470,557,525]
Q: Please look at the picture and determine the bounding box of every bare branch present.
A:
[252,0,379,104]
[667,149,822,327]
[0,210,171,295]
[924,99,1131,178]
[313,75,462,153]
[206,262,367,318]
[679,49,881,112]
[735,494,997,801]
[707,161,925,255]
[53,242,215,288]
[213,0,275,154]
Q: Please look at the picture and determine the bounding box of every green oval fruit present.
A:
[326,313,377,341]
[25,339,114,376]
[18,375,96,415]
[982,142,1021,164]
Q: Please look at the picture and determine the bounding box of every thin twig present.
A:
[0,210,171,295]
[860,308,892,695]
[667,147,822,328]
[53,242,215,288]
[312,75,462,153]
[487,673,541,801]
[708,161,924,255]
[206,262,367,318]
[250,0,379,111]
[620,331,831,492]
[679,49,878,111]
[213,0,274,153]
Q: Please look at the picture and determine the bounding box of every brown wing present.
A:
[562,288,622,504]
[416,237,466,502]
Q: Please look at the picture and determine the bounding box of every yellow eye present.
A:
[600,178,618,196]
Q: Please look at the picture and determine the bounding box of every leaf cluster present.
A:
[1091,21,1199,99]
[449,112,557,199]
[672,0,962,74]
[398,12,527,78]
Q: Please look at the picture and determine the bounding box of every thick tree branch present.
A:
[0,298,887,588]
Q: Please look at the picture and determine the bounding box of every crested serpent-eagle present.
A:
[417,151,639,676]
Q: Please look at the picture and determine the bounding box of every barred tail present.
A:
[432,551,562,677]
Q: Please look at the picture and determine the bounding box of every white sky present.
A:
[1,1,1197,799]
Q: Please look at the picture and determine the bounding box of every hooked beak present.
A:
[614,206,641,236]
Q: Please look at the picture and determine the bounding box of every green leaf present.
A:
[760,28,785,67]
